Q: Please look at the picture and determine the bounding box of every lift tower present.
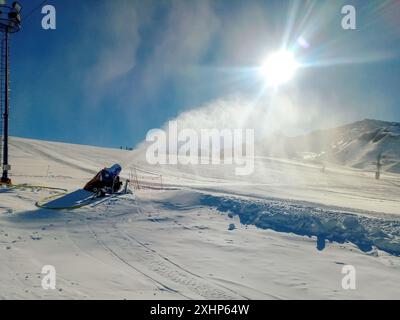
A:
[0,1,21,184]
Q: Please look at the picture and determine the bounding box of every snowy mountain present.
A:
[283,119,400,173]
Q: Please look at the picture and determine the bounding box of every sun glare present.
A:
[260,51,299,87]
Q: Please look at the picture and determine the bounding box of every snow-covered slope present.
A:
[283,119,400,173]
[1,136,400,299]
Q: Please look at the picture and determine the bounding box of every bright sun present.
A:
[260,51,299,87]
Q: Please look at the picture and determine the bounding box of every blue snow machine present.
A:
[84,164,123,197]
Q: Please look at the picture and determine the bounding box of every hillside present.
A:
[283,119,400,173]
[0,136,399,299]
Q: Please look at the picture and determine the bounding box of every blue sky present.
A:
[7,0,400,148]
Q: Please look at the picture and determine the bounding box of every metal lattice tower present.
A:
[0,1,22,184]
[0,32,9,177]
[0,40,3,167]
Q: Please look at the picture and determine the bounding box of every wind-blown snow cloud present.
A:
[139,0,221,107]
[81,0,142,107]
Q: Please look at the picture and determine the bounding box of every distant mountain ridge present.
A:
[283,119,400,173]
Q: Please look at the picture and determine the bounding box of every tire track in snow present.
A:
[128,194,284,299]
[86,223,192,299]
[120,229,247,300]
[60,213,185,298]
[86,194,247,299]
[102,195,248,300]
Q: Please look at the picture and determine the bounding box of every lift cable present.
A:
[23,0,48,22]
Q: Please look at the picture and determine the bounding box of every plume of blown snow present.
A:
[121,94,322,185]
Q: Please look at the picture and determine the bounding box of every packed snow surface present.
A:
[0,136,400,299]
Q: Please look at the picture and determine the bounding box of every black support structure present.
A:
[0,1,22,184]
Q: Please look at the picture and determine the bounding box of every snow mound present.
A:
[199,194,400,256]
